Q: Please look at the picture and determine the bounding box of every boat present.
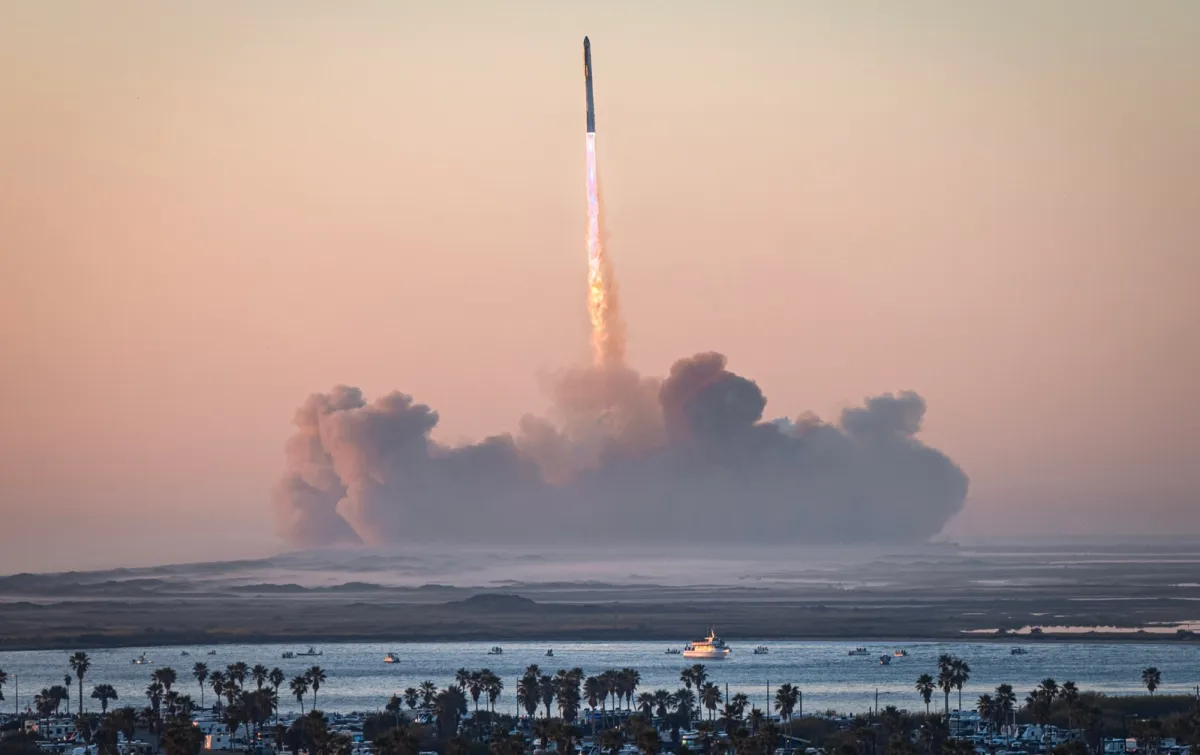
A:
[545,649,554,657]
[665,648,682,655]
[753,646,769,655]
[296,647,323,657]
[384,653,399,664]
[487,646,503,655]
[848,647,870,656]
[1011,647,1028,656]
[131,653,151,665]
[879,655,892,665]
[206,650,217,656]
[281,651,295,659]
[893,649,908,657]
[180,651,190,657]
[682,628,732,659]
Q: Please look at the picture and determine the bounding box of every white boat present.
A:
[131,653,151,665]
[296,647,323,657]
[753,646,769,655]
[384,653,399,664]
[487,646,503,655]
[848,647,870,656]
[893,649,908,657]
[682,629,732,659]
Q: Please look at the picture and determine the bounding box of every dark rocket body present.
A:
[584,36,595,134]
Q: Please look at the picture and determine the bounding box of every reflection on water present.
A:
[2,640,1197,715]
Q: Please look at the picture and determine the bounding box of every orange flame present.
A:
[586,133,625,367]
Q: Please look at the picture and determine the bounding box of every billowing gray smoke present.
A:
[273,353,968,546]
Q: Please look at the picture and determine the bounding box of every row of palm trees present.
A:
[914,654,972,717]
[915,661,1167,720]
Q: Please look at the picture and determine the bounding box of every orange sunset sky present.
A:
[1,1,1197,571]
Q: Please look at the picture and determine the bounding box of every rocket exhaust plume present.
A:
[584,37,625,367]
[269,37,971,550]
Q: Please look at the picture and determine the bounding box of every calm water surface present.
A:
[2,641,1197,716]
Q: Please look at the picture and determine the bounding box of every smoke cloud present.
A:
[273,354,968,547]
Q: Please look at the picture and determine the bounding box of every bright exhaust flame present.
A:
[586,133,624,367]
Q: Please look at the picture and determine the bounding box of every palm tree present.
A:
[584,677,602,713]
[459,669,481,712]
[1141,667,1161,694]
[417,680,437,709]
[937,668,955,717]
[636,692,655,716]
[915,674,935,715]
[227,662,248,689]
[146,680,164,719]
[621,668,641,711]
[950,658,971,713]
[192,663,209,709]
[976,694,995,730]
[69,651,91,715]
[0,668,8,707]
[730,693,749,718]
[699,682,721,722]
[91,684,119,713]
[252,664,270,690]
[483,670,503,714]
[289,676,309,713]
[994,684,1016,745]
[517,675,540,719]
[385,694,403,728]
[306,666,326,708]
[1060,681,1079,728]
[208,670,226,705]
[652,689,672,719]
[774,683,800,723]
[1038,678,1059,700]
[153,667,178,692]
[539,674,555,718]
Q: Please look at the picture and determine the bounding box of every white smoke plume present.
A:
[272,353,968,547]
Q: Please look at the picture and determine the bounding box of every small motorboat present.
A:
[487,646,503,655]
[753,646,769,655]
[281,651,295,659]
[1011,647,1028,656]
[545,649,554,657]
[848,647,870,656]
[180,651,190,657]
[879,655,892,665]
[296,647,323,657]
[665,648,682,655]
[206,650,217,656]
[893,649,908,657]
[384,653,399,664]
[131,653,151,665]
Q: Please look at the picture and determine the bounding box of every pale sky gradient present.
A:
[2,1,1198,572]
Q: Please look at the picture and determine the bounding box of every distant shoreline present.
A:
[3,627,1197,653]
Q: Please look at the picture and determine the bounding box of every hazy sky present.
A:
[2,1,1197,572]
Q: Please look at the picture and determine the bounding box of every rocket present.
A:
[584,36,595,134]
